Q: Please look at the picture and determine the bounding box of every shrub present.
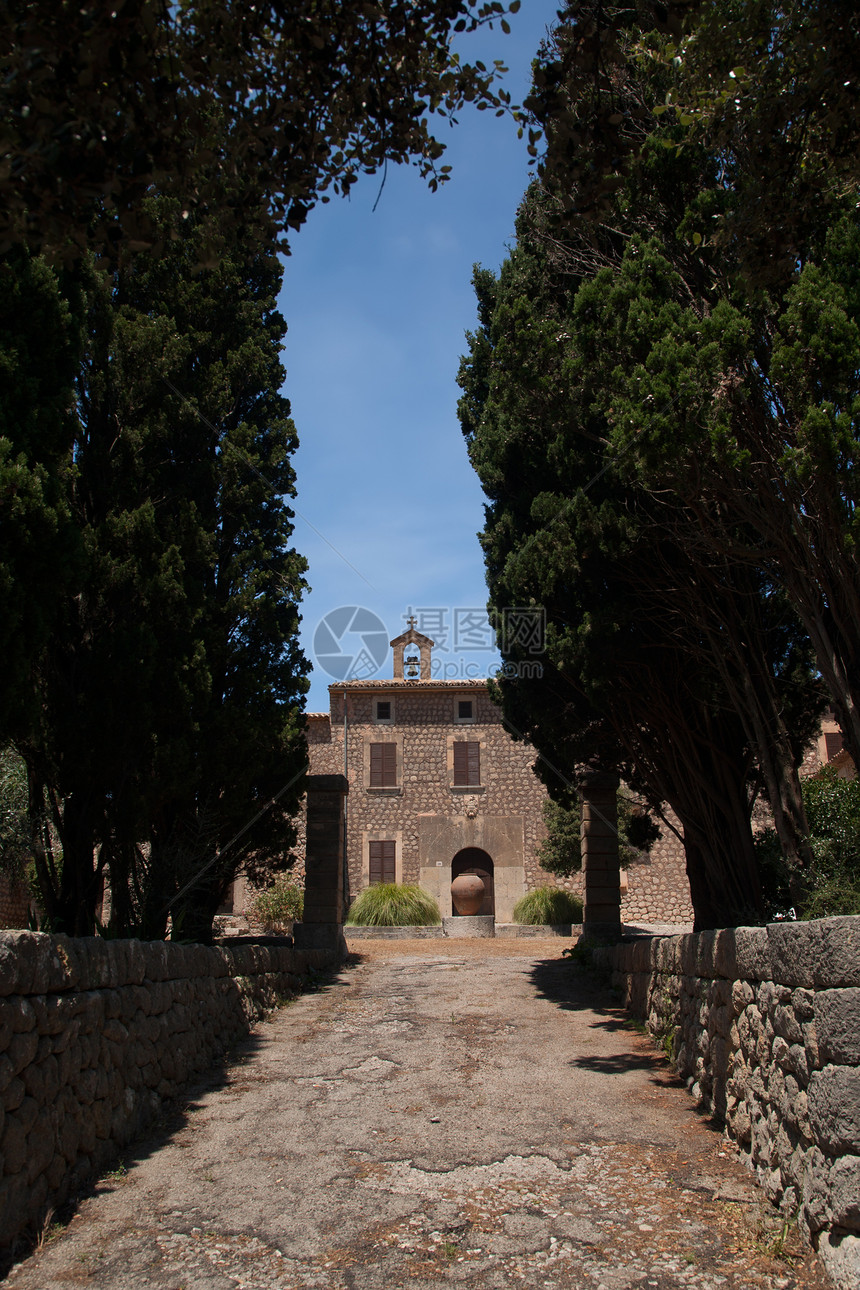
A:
[0,746,30,879]
[345,883,441,926]
[537,791,660,876]
[513,886,583,925]
[250,874,304,929]
[756,767,860,920]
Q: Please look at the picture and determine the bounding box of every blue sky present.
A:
[279,1,560,711]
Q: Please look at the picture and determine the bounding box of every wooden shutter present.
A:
[370,742,397,786]
[453,741,480,786]
[369,840,396,884]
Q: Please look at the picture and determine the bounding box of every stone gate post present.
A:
[579,768,622,941]
[292,774,348,958]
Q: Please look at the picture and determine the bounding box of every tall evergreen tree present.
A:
[458,175,824,928]
[19,196,309,939]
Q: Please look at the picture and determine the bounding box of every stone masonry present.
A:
[299,628,695,926]
[0,930,339,1256]
[595,916,860,1289]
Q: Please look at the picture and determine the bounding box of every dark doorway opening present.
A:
[451,848,495,917]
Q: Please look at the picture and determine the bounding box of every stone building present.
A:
[302,623,694,926]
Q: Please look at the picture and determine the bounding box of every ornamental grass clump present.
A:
[345,883,441,926]
[513,887,583,925]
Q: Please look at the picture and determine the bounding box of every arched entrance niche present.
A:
[451,848,495,917]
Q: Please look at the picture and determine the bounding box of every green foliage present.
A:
[1,1,522,258]
[757,769,860,920]
[537,791,660,876]
[0,250,85,738]
[250,875,304,929]
[345,883,441,927]
[9,190,310,939]
[512,886,583,925]
[458,6,841,928]
[0,746,29,878]
[528,1,860,282]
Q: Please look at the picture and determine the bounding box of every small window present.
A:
[374,698,393,724]
[369,840,396,884]
[453,740,481,787]
[370,742,397,787]
[454,696,476,724]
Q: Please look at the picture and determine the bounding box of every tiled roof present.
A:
[326,679,491,690]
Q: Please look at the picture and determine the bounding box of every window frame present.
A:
[369,741,398,787]
[373,697,395,726]
[369,839,396,884]
[453,694,476,724]
[452,739,481,787]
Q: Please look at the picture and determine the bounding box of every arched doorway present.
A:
[451,848,495,917]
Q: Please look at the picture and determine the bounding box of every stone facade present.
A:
[0,930,339,1255]
[595,917,860,1289]
[296,630,694,926]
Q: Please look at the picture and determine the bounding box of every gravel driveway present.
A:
[5,940,828,1289]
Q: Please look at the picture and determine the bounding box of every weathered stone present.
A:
[818,1231,860,1290]
[3,1075,24,1112]
[816,989,860,1065]
[733,926,770,981]
[1,1111,27,1174]
[768,921,821,988]
[830,1155,860,1232]
[787,1043,810,1087]
[773,1003,803,1045]
[731,979,754,1016]
[792,987,815,1021]
[808,1066,860,1154]
[817,917,860,989]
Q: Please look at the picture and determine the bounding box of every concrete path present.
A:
[6,941,828,1289]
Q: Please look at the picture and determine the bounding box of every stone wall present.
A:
[302,686,694,927]
[0,930,339,1255]
[595,917,860,1288]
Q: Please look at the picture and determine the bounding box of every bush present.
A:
[513,886,583,925]
[756,767,860,920]
[0,746,30,879]
[537,791,660,876]
[345,883,441,926]
[249,874,304,929]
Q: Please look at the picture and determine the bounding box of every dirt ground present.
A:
[4,939,829,1289]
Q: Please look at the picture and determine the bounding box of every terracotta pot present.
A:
[451,872,485,916]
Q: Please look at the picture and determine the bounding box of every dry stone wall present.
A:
[595,917,860,1287]
[0,930,338,1255]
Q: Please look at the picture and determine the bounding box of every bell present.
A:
[405,653,420,678]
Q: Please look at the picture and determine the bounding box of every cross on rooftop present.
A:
[406,614,417,629]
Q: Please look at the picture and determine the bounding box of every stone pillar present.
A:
[580,769,622,941]
[292,774,348,958]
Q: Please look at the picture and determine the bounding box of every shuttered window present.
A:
[369,840,396,884]
[453,741,481,786]
[370,742,397,786]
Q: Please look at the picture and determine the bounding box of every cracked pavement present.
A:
[5,941,829,1289]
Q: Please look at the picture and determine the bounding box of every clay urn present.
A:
[451,872,485,916]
